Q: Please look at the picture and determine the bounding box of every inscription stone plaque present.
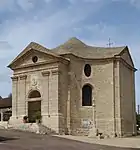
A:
[81,119,92,128]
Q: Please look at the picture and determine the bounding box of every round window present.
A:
[32,56,38,63]
[84,64,91,77]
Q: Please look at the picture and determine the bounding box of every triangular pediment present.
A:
[12,50,59,69]
[120,47,134,67]
[8,42,68,70]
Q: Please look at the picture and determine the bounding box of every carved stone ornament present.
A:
[42,71,50,76]
[19,75,27,80]
[51,69,61,75]
[32,78,37,86]
[11,76,18,81]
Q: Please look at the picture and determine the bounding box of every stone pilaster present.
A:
[18,75,27,117]
[50,69,59,114]
[114,60,121,137]
[88,99,98,138]
[92,99,96,126]
[45,69,60,133]
[11,76,18,118]
[66,89,70,134]
[41,71,50,117]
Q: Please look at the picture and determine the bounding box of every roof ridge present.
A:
[65,37,86,45]
[87,45,126,49]
[52,37,86,50]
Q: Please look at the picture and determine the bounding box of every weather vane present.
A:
[107,38,113,47]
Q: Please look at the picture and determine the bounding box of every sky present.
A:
[0,0,140,104]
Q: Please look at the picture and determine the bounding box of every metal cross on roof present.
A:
[107,38,113,47]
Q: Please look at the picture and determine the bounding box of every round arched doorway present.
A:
[28,90,41,123]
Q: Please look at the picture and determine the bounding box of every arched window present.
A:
[84,64,91,77]
[28,90,41,98]
[82,84,92,106]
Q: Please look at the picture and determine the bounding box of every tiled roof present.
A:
[52,37,126,59]
[0,97,12,109]
[8,37,128,69]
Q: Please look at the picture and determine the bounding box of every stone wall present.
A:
[58,62,69,134]
[68,55,84,135]
[92,60,114,136]
[63,54,115,137]
[119,60,136,136]
[10,61,62,133]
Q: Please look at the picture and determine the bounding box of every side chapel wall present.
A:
[64,54,115,136]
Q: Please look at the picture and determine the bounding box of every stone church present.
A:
[8,37,137,137]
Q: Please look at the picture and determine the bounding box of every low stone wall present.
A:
[9,123,40,133]
[0,121,8,129]
[0,121,57,135]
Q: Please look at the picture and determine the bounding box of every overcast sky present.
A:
[0,0,140,104]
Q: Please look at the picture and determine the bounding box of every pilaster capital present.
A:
[51,69,61,75]
[42,71,50,76]
[11,76,18,81]
[19,75,27,80]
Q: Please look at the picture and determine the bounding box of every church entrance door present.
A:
[28,90,41,123]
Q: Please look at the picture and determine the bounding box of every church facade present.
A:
[8,37,137,137]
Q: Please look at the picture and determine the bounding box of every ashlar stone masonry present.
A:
[8,37,137,137]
